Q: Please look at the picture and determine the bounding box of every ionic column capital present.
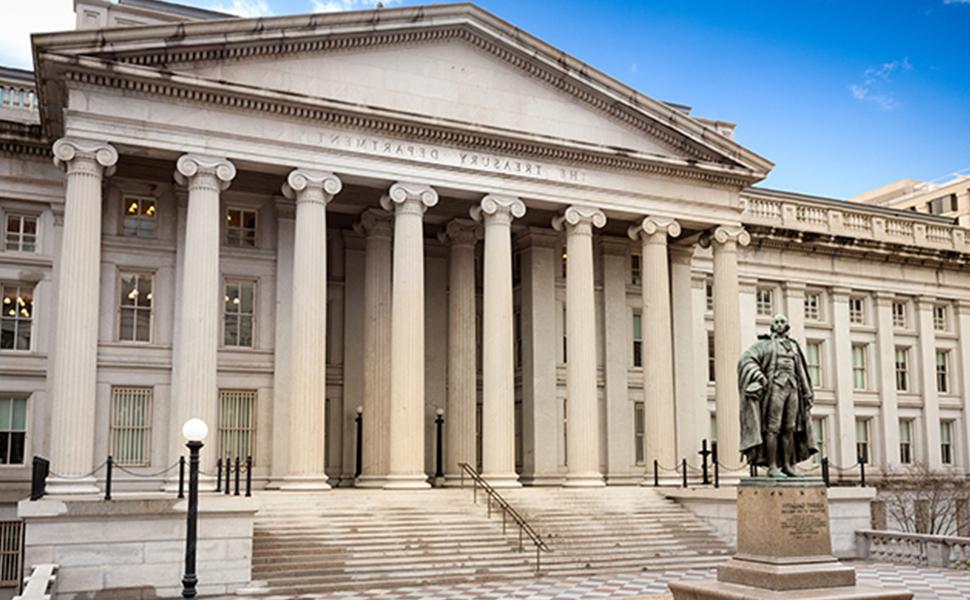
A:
[627,216,681,243]
[699,224,751,248]
[471,194,526,226]
[52,137,118,177]
[381,182,438,215]
[282,168,342,204]
[552,205,606,235]
[174,154,236,191]
[438,218,481,247]
[354,207,393,239]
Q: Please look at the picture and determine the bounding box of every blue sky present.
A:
[8,0,970,198]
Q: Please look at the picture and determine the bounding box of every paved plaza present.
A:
[255,563,970,599]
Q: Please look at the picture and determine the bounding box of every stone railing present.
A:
[855,529,970,569]
[741,193,970,253]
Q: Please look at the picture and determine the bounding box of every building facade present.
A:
[0,1,968,502]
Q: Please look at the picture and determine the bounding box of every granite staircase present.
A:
[248,486,731,596]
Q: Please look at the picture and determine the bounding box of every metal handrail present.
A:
[457,462,550,573]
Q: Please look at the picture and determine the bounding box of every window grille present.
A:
[634,402,645,465]
[0,521,22,588]
[0,284,32,351]
[109,387,152,466]
[4,214,37,252]
[218,390,256,462]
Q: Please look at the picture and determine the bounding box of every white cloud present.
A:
[203,0,273,17]
[943,0,970,5]
[849,57,912,111]
[311,0,402,13]
[0,0,75,70]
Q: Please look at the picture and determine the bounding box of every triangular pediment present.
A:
[32,3,773,181]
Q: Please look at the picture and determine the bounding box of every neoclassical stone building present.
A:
[0,0,968,501]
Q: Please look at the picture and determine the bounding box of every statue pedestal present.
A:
[669,478,911,600]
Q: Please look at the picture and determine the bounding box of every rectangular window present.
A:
[561,249,567,279]
[630,254,641,286]
[121,197,156,238]
[634,402,645,465]
[806,341,822,388]
[223,280,255,347]
[892,301,907,328]
[895,347,910,392]
[226,208,257,247]
[849,296,865,325]
[933,305,947,332]
[852,344,868,390]
[4,214,37,252]
[936,350,950,394]
[0,397,26,465]
[0,284,32,351]
[899,419,913,464]
[940,420,953,465]
[632,312,642,367]
[119,272,153,342]
[804,292,821,321]
[218,390,256,462]
[109,387,152,466]
[707,331,715,383]
[756,287,774,317]
[0,520,23,587]
[705,279,714,312]
[812,416,826,465]
[855,418,870,464]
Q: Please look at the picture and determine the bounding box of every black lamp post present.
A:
[434,407,445,479]
[354,406,363,479]
[180,418,208,600]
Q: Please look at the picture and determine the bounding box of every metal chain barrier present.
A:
[49,459,108,480]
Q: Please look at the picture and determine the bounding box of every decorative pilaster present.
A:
[473,195,526,488]
[554,205,606,487]
[354,208,394,488]
[916,297,942,470]
[874,292,900,471]
[171,154,236,475]
[279,169,342,490]
[438,219,480,485]
[628,216,680,478]
[599,236,633,483]
[700,224,750,470]
[830,287,857,470]
[47,138,118,494]
[382,182,438,489]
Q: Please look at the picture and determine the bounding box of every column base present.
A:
[442,473,472,487]
[383,474,430,490]
[564,473,606,487]
[279,475,331,491]
[45,477,100,496]
[481,473,521,488]
[355,475,390,489]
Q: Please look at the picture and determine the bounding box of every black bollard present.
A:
[653,459,659,487]
[105,456,113,501]
[234,457,241,496]
[178,455,186,499]
[681,458,687,488]
[699,439,711,485]
[224,456,231,495]
[354,408,363,479]
[216,458,222,493]
[245,456,253,497]
[712,443,719,489]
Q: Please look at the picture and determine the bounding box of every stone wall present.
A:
[18,495,256,599]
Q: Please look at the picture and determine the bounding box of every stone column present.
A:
[701,225,750,469]
[382,182,438,489]
[958,301,970,470]
[875,292,900,471]
[628,217,680,476]
[171,155,236,474]
[279,169,342,490]
[353,208,394,488]
[473,195,526,488]
[599,237,632,483]
[916,297,942,470]
[784,282,806,343]
[554,206,606,486]
[671,244,703,468]
[830,287,857,469]
[439,219,480,485]
[47,138,118,494]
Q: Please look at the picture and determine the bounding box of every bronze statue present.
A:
[737,314,817,477]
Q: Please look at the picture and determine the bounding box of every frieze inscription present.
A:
[779,500,827,540]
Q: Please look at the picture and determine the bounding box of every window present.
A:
[804,292,822,321]
[928,194,957,215]
[226,208,257,247]
[109,387,152,466]
[0,520,23,587]
[849,296,865,325]
[634,402,645,465]
[121,197,156,238]
[940,421,954,465]
[895,347,910,392]
[223,280,255,347]
[632,312,642,367]
[4,214,37,252]
[852,344,868,390]
[707,331,715,382]
[805,341,822,388]
[0,397,26,465]
[892,301,907,328]
[218,390,256,461]
[855,418,870,464]
[0,284,32,351]
[812,416,826,465]
[560,249,567,279]
[631,254,641,286]
[561,304,567,363]
[899,419,913,464]
[514,309,522,369]
[933,305,947,332]
[705,279,714,312]
[756,287,774,317]
[935,350,950,394]
[119,272,153,342]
